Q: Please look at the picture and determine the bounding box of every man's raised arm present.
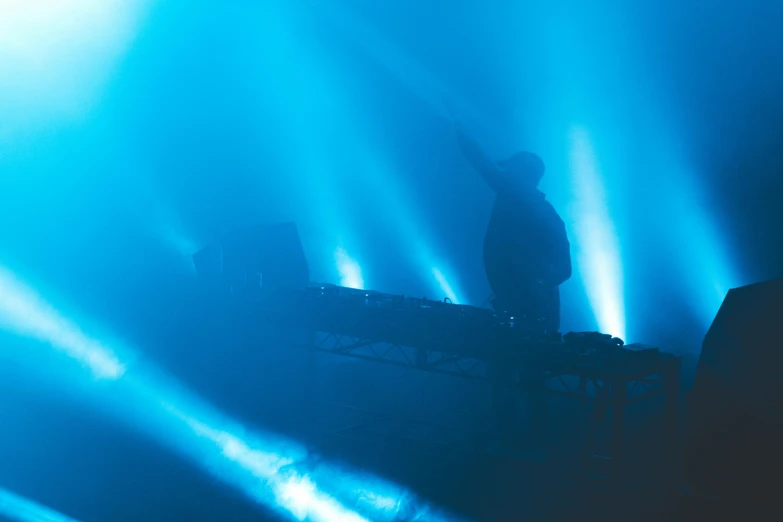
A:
[456,123,505,193]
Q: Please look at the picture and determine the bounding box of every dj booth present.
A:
[193,223,681,469]
[247,284,681,465]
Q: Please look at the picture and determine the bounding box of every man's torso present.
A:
[483,190,561,288]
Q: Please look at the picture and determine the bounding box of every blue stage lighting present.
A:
[349,154,464,303]
[239,3,462,304]
[0,0,152,135]
[158,404,369,522]
[679,211,737,326]
[0,265,461,521]
[0,266,125,379]
[274,474,368,522]
[306,0,490,133]
[432,267,459,303]
[660,173,739,327]
[334,246,365,289]
[568,126,626,340]
[306,466,459,522]
[0,486,82,522]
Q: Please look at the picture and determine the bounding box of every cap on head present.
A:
[497,151,545,186]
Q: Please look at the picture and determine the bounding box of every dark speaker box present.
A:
[686,277,783,506]
[192,222,309,290]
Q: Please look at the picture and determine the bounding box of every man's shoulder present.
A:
[537,193,567,224]
[497,189,563,219]
[528,190,555,211]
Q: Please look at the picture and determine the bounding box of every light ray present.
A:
[0,266,125,379]
[568,126,626,339]
[0,486,82,522]
[0,264,462,521]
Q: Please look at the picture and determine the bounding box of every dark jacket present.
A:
[484,189,572,297]
[456,126,572,326]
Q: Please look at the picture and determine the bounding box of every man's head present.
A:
[497,151,545,190]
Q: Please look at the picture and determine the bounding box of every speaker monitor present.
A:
[686,277,783,505]
[192,222,309,290]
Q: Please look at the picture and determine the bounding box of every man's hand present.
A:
[453,118,504,192]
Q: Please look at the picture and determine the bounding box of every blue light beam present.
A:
[0,0,153,137]
[0,486,82,522]
[659,169,739,326]
[432,267,459,303]
[244,4,462,302]
[0,266,125,379]
[568,126,626,339]
[0,264,463,521]
[157,403,369,522]
[334,246,365,289]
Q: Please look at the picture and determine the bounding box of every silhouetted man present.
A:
[454,123,572,450]
[456,124,571,334]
